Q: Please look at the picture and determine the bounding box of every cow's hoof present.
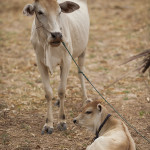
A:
[54,99,60,107]
[41,126,54,135]
[57,122,67,131]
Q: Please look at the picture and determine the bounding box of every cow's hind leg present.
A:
[78,51,88,103]
[37,61,54,134]
[57,62,70,131]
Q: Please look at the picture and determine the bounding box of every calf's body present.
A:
[74,100,136,150]
[23,0,89,134]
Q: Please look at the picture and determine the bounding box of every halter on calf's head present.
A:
[23,0,80,47]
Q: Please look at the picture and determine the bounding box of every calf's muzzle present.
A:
[73,119,77,124]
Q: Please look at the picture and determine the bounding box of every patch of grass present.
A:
[20,123,31,132]
[69,111,74,117]
[123,97,129,101]
[1,132,10,145]
[0,31,5,42]
[21,95,28,100]
[0,103,7,110]
[126,33,135,39]
[26,81,34,87]
[16,144,31,150]
[62,130,72,137]
[97,67,108,71]
[0,18,3,24]
[82,143,89,148]
[0,31,17,42]
[139,111,145,117]
[89,54,96,58]
[123,90,130,94]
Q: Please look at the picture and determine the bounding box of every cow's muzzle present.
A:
[50,32,62,47]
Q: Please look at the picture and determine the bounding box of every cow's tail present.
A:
[123,49,150,73]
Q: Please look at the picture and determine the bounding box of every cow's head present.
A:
[23,0,80,47]
[73,100,108,133]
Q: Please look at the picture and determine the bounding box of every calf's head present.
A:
[23,0,80,47]
[73,100,108,133]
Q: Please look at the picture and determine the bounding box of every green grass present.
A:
[1,132,10,145]
[139,111,145,117]
[89,54,96,58]
[20,123,31,132]
[123,90,130,94]
[123,97,129,101]
[26,81,34,87]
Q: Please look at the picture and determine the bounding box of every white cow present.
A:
[23,0,89,134]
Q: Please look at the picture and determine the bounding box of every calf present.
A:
[23,0,89,134]
[73,100,136,150]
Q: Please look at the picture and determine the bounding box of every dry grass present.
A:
[0,0,150,149]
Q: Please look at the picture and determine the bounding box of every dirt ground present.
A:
[0,0,150,149]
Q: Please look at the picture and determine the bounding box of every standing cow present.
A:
[23,0,89,134]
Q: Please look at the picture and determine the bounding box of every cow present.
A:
[23,0,89,134]
[73,100,136,150]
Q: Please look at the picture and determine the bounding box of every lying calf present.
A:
[73,100,136,150]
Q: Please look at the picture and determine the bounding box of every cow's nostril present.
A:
[51,32,56,38]
[73,119,77,124]
[51,32,62,39]
[60,33,62,39]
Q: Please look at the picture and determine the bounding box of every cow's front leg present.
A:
[57,62,70,131]
[37,61,54,134]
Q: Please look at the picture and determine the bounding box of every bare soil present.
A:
[0,0,150,150]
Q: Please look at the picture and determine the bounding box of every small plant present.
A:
[1,132,10,145]
[123,97,129,101]
[123,90,130,94]
[139,111,145,117]
[20,123,31,132]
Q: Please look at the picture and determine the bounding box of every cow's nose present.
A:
[73,119,77,124]
[51,32,62,40]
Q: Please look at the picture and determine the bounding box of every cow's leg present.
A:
[37,61,54,134]
[57,62,70,131]
[78,51,88,103]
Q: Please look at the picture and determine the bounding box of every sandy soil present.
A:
[0,0,150,149]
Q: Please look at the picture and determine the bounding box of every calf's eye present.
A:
[38,11,44,15]
[85,111,92,114]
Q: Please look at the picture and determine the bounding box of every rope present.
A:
[62,41,150,144]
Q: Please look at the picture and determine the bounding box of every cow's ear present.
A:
[23,4,35,16]
[59,1,80,13]
[97,104,102,112]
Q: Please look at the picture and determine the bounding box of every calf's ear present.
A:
[97,104,102,112]
[59,1,80,13]
[23,4,35,16]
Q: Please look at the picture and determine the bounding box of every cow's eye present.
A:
[85,111,92,114]
[38,11,44,15]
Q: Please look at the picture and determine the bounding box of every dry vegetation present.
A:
[0,0,150,149]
